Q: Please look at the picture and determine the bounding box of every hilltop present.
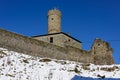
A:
[0,48,120,80]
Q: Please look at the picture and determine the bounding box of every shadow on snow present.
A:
[71,75,120,80]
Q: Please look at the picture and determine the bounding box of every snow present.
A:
[0,48,120,80]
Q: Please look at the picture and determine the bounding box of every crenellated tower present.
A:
[48,8,62,34]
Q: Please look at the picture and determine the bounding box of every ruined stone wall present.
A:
[91,39,114,65]
[0,29,89,63]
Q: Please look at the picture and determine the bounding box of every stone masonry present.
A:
[91,39,114,65]
[48,8,61,34]
[0,28,114,65]
[32,32,82,49]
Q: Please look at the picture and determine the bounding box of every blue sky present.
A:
[0,0,120,64]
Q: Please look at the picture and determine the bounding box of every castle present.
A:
[0,8,114,65]
[32,8,81,49]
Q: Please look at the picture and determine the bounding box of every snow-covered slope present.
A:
[0,48,120,80]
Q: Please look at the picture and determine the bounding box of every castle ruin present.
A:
[0,8,114,65]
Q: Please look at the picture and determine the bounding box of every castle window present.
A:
[50,37,53,43]
[51,18,54,20]
[94,52,96,54]
[68,39,70,42]
[98,44,100,46]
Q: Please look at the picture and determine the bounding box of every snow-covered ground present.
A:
[0,48,120,80]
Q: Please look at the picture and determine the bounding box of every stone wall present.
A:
[0,29,67,59]
[0,29,89,63]
[67,46,93,63]
[0,29,114,65]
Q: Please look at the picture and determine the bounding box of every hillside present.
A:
[0,48,120,80]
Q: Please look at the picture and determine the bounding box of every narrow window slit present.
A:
[50,37,53,43]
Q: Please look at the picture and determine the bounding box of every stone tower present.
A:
[48,8,61,34]
[91,38,114,65]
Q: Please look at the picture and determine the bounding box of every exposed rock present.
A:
[97,74,105,79]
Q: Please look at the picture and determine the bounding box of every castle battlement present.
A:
[48,8,61,17]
